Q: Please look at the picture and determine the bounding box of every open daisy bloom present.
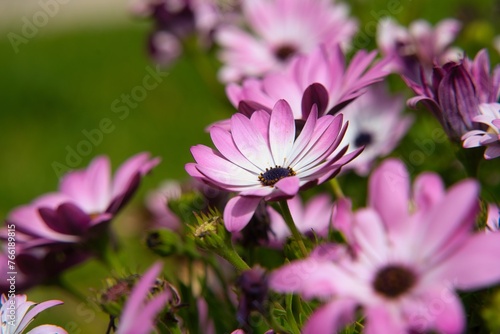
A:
[0,293,67,334]
[226,44,390,120]
[216,0,357,82]
[186,100,361,232]
[270,159,500,333]
[4,153,160,248]
[462,103,500,159]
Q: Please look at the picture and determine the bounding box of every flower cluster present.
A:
[3,0,500,333]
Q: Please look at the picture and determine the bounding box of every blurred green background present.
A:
[1,0,500,332]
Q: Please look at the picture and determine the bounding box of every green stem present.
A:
[285,294,301,334]
[329,178,345,199]
[98,245,123,273]
[279,200,308,257]
[217,246,251,272]
[269,302,292,334]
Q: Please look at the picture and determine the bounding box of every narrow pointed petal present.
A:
[118,262,163,332]
[17,300,63,333]
[269,100,295,166]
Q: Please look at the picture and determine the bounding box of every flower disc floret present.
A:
[373,265,417,299]
[258,166,296,187]
[186,99,361,232]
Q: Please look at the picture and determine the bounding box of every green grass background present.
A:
[1,0,500,332]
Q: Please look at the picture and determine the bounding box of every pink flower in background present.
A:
[462,103,500,159]
[271,159,500,333]
[339,84,413,175]
[226,44,389,119]
[145,180,183,231]
[406,49,500,142]
[186,100,360,232]
[0,293,67,334]
[132,0,240,65]
[117,262,169,334]
[216,0,357,82]
[267,194,333,243]
[5,153,160,247]
[377,17,462,82]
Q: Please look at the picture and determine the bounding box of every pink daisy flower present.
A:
[462,103,500,159]
[186,100,361,232]
[216,0,357,82]
[377,17,462,82]
[226,44,389,120]
[0,293,67,334]
[271,159,500,333]
[5,153,160,247]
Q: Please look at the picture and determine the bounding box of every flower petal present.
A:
[223,196,262,232]
[368,158,410,234]
[302,299,357,334]
[269,100,295,166]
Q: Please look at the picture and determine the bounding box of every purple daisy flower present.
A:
[339,84,413,175]
[186,99,361,232]
[271,159,500,333]
[215,0,357,82]
[406,49,500,142]
[5,153,160,247]
[226,44,390,120]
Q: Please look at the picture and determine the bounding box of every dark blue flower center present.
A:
[258,166,296,187]
[373,265,417,299]
[354,131,373,148]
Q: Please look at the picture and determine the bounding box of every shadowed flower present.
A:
[267,194,333,244]
[406,49,500,142]
[339,84,412,175]
[226,44,389,120]
[216,0,357,82]
[377,17,462,82]
[271,159,500,333]
[186,100,361,232]
[0,293,67,334]
[462,103,500,159]
[236,266,269,326]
